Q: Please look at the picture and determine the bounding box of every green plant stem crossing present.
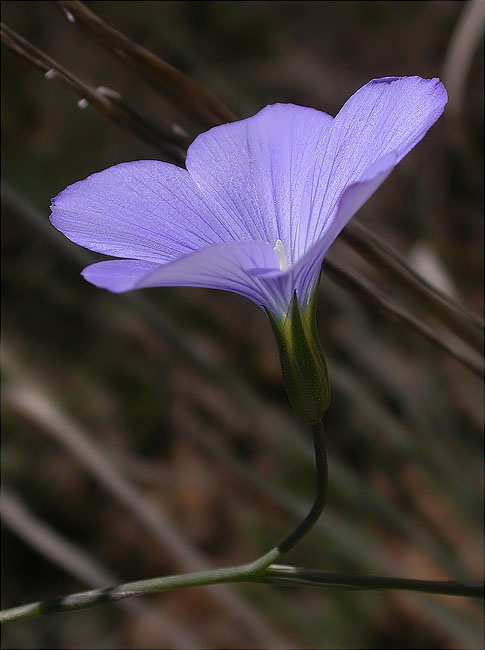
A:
[0,420,482,626]
[1,421,328,625]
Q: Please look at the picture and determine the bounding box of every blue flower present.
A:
[51,76,447,320]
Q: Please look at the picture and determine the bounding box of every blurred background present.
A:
[1,1,484,648]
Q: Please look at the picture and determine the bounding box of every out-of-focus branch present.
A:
[344,220,484,351]
[58,0,237,128]
[442,0,485,120]
[0,489,202,648]
[324,256,483,375]
[0,23,188,164]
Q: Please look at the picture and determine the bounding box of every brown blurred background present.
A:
[1,2,484,648]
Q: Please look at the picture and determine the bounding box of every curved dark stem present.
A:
[277,420,328,554]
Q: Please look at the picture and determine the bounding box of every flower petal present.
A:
[301,76,448,252]
[83,241,285,313]
[185,77,446,269]
[275,77,448,309]
[280,151,399,308]
[50,160,230,263]
[186,103,334,260]
[81,259,160,292]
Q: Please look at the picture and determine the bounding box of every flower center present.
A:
[274,239,289,271]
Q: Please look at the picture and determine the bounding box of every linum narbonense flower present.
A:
[51,76,447,422]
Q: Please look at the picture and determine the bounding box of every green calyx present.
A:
[266,285,331,424]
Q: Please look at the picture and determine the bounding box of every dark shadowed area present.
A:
[1,1,483,648]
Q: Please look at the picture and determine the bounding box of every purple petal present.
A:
[277,77,447,307]
[81,260,160,292]
[186,104,334,261]
[301,76,447,252]
[50,160,231,263]
[186,77,446,270]
[280,151,399,308]
[83,240,285,313]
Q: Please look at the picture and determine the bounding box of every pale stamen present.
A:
[274,239,289,271]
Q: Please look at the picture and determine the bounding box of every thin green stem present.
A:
[263,565,485,597]
[0,550,279,625]
[277,420,328,553]
[2,563,482,625]
[1,420,328,625]
[1,418,482,626]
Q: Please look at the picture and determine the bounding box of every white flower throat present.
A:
[274,239,289,271]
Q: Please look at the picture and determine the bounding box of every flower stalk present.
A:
[2,562,482,625]
[277,420,328,553]
[1,416,329,625]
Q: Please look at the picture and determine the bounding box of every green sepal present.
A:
[266,284,330,424]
